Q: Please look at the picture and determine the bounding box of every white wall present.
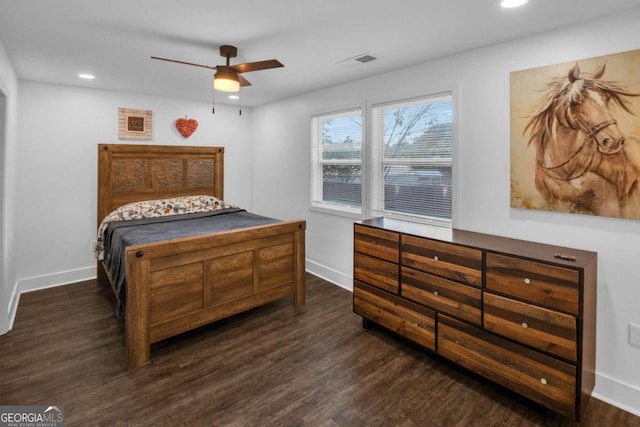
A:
[251,8,640,415]
[0,39,18,335]
[14,82,254,294]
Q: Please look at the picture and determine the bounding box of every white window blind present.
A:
[371,94,452,225]
[311,109,362,214]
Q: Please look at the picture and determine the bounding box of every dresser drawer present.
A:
[354,252,399,294]
[486,253,579,315]
[354,224,399,263]
[354,282,435,350]
[484,293,577,361]
[438,315,576,419]
[401,235,482,287]
[401,266,481,325]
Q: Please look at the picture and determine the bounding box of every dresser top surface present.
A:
[357,217,597,268]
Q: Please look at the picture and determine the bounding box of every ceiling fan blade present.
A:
[231,59,284,73]
[239,74,252,87]
[150,56,218,71]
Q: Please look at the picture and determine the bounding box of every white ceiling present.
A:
[0,0,639,107]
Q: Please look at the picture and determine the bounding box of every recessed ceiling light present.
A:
[228,95,239,100]
[501,0,528,8]
[78,73,95,80]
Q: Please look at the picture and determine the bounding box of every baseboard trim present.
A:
[17,266,96,294]
[5,266,97,334]
[7,280,19,331]
[593,372,640,417]
[306,259,352,291]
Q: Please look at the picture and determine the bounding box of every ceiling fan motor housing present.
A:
[220,45,238,59]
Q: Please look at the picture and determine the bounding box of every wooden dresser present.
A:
[353,217,597,421]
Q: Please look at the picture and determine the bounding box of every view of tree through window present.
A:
[374,94,452,221]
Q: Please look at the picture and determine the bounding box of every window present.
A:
[311,109,363,215]
[310,92,453,226]
[371,93,452,225]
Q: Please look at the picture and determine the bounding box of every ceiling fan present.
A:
[151,44,284,93]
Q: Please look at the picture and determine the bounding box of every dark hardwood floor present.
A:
[1,273,638,426]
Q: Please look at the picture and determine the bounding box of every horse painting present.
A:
[516,59,640,219]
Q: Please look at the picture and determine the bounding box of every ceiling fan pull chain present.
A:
[239,91,242,116]
[212,80,216,114]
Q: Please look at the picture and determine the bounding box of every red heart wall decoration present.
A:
[176,117,199,138]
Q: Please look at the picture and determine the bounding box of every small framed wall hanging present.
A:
[118,108,152,140]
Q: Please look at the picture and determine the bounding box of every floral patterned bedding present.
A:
[94,195,236,261]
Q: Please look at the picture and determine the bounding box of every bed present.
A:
[96,143,306,368]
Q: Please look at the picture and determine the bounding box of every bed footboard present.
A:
[124,220,306,368]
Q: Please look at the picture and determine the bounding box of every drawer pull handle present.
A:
[523,278,531,285]
[540,378,548,385]
[433,291,439,296]
[433,255,439,261]
[522,322,529,329]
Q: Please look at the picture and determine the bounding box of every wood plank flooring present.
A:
[1,273,638,426]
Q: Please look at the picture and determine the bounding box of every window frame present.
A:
[309,90,456,228]
[310,107,364,218]
[370,92,453,228]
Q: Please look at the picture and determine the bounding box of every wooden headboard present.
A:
[97,144,224,224]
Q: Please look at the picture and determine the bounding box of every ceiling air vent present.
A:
[337,53,378,68]
[355,54,377,64]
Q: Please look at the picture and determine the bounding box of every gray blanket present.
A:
[102,208,280,318]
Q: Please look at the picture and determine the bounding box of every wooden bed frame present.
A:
[97,144,306,368]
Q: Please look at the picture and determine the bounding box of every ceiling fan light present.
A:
[214,77,240,92]
[213,67,240,92]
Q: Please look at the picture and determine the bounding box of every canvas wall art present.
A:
[510,49,640,220]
